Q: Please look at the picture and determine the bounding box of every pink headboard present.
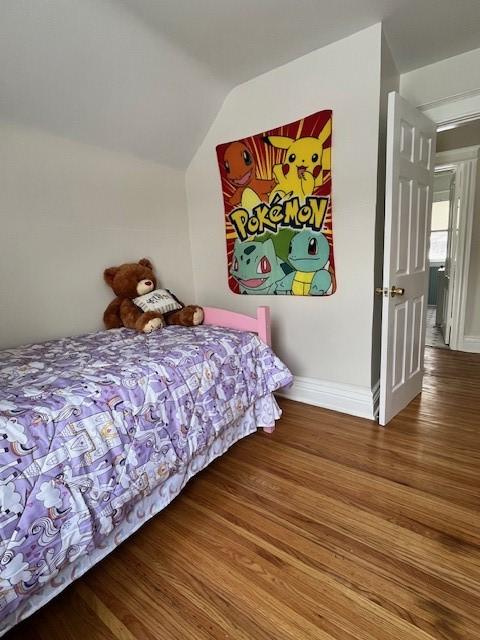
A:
[203,306,271,346]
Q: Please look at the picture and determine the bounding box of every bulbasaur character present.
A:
[230,239,291,295]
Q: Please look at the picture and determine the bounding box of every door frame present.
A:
[419,97,480,353]
[375,94,479,421]
[434,146,479,350]
[432,166,456,343]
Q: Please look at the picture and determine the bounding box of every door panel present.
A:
[396,178,411,274]
[418,133,432,169]
[379,92,436,426]
[414,184,429,272]
[400,120,414,159]
[392,303,407,390]
[410,296,423,375]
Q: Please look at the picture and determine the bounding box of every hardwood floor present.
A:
[5,347,480,639]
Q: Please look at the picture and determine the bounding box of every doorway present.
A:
[425,119,480,354]
[426,168,454,349]
[378,92,480,426]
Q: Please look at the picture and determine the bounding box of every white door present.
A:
[379,92,436,426]
[441,172,458,345]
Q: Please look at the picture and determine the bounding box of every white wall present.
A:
[187,25,383,398]
[0,122,194,349]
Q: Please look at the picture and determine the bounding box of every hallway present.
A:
[425,306,448,349]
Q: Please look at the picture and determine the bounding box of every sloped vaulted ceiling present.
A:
[1,0,480,168]
[0,0,227,168]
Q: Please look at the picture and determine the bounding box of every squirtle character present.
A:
[276,230,332,296]
[230,239,292,295]
[222,141,275,209]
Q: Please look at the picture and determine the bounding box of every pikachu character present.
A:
[265,118,331,201]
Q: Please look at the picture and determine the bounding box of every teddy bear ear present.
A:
[138,258,153,270]
[103,266,119,287]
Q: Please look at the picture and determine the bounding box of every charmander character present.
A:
[222,141,275,208]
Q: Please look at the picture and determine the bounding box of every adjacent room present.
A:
[1,2,479,639]
[425,119,480,352]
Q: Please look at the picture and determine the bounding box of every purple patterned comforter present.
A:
[0,326,292,627]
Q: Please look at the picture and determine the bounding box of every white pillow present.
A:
[133,289,182,314]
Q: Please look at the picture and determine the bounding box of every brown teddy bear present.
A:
[103,258,203,333]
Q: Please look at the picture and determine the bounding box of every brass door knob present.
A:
[375,286,405,297]
[390,286,405,297]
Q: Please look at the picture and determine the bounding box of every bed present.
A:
[0,306,292,635]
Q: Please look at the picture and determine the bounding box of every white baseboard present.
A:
[277,376,377,420]
[462,335,480,353]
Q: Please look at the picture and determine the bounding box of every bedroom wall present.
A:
[0,122,194,349]
[186,24,384,417]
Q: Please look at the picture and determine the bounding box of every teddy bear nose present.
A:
[145,280,152,286]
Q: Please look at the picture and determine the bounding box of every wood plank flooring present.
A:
[5,347,480,639]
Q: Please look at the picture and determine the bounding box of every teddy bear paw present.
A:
[192,307,204,326]
[143,317,164,333]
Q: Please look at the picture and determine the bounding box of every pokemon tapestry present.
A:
[216,109,336,296]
